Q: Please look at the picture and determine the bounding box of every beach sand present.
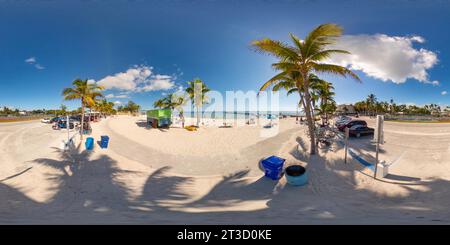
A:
[1,116,450,224]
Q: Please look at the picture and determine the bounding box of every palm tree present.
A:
[185,79,211,127]
[317,99,337,125]
[252,23,360,154]
[125,101,141,115]
[313,80,335,125]
[95,99,115,116]
[153,93,180,123]
[171,94,188,128]
[390,98,395,115]
[366,94,377,116]
[62,79,104,140]
[60,104,68,115]
[153,98,168,109]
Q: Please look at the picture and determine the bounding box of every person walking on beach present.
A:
[179,111,185,128]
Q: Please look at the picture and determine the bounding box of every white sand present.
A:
[1,116,450,224]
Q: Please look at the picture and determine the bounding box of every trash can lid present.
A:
[285,165,306,176]
[263,155,285,167]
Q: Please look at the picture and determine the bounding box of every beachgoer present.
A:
[179,111,185,128]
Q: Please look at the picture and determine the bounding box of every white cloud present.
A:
[137,74,174,92]
[105,93,128,99]
[25,56,45,70]
[441,91,447,95]
[113,101,122,105]
[329,34,438,84]
[95,65,174,92]
[25,57,36,64]
[35,64,45,70]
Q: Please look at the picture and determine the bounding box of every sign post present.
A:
[374,115,384,178]
[66,115,70,150]
[344,127,349,164]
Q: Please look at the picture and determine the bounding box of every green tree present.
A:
[153,98,168,109]
[125,101,140,115]
[366,93,377,116]
[312,79,335,125]
[62,79,104,139]
[185,79,211,127]
[60,104,68,115]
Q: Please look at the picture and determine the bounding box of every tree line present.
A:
[153,78,210,128]
[354,94,445,116]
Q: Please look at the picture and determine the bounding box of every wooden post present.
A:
[344,127,349,164]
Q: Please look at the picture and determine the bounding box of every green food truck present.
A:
[146,109,172,128]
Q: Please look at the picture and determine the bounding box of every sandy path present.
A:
[98,116,301,176]
[0,121,68,179]
[1,117,450,224]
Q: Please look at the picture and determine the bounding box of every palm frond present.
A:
[271,62,298,71]
[251,38,298,60]
[308,49,350,61]
[259,71,288,92]
[287,88,299,96]
[311,63,361,82]
[303,23,343,58]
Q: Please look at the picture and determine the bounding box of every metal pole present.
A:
[374,117,381,179]
[66,114,70,150]
[344,127,349,164]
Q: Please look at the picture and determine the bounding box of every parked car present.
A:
[50,117,61,123]
[348,125,374,137]
[41,118,51,123]
[57,120,74,129]
[338,120,367,131]
[335,116,352,127]
[69,116,81,122]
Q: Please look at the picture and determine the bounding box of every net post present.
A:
[344,127,349,164]
[374,115,383,179]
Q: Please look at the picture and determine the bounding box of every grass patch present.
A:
[0,117,43,123]
[386,119,450,123]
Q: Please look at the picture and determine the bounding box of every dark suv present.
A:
[338,120,367,131]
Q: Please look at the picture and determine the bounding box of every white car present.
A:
[335,116,351,126]
[41,118,51,123]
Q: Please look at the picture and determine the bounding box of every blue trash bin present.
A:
[100,135,109,149]
[85,137,94,150]
[261,155,285,180]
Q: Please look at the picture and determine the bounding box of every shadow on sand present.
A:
[1,135,450,224]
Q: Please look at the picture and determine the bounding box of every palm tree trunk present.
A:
[301,80,316,155]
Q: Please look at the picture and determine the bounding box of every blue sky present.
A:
[0,0,449,111]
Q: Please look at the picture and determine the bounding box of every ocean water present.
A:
[181,111,304,119]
